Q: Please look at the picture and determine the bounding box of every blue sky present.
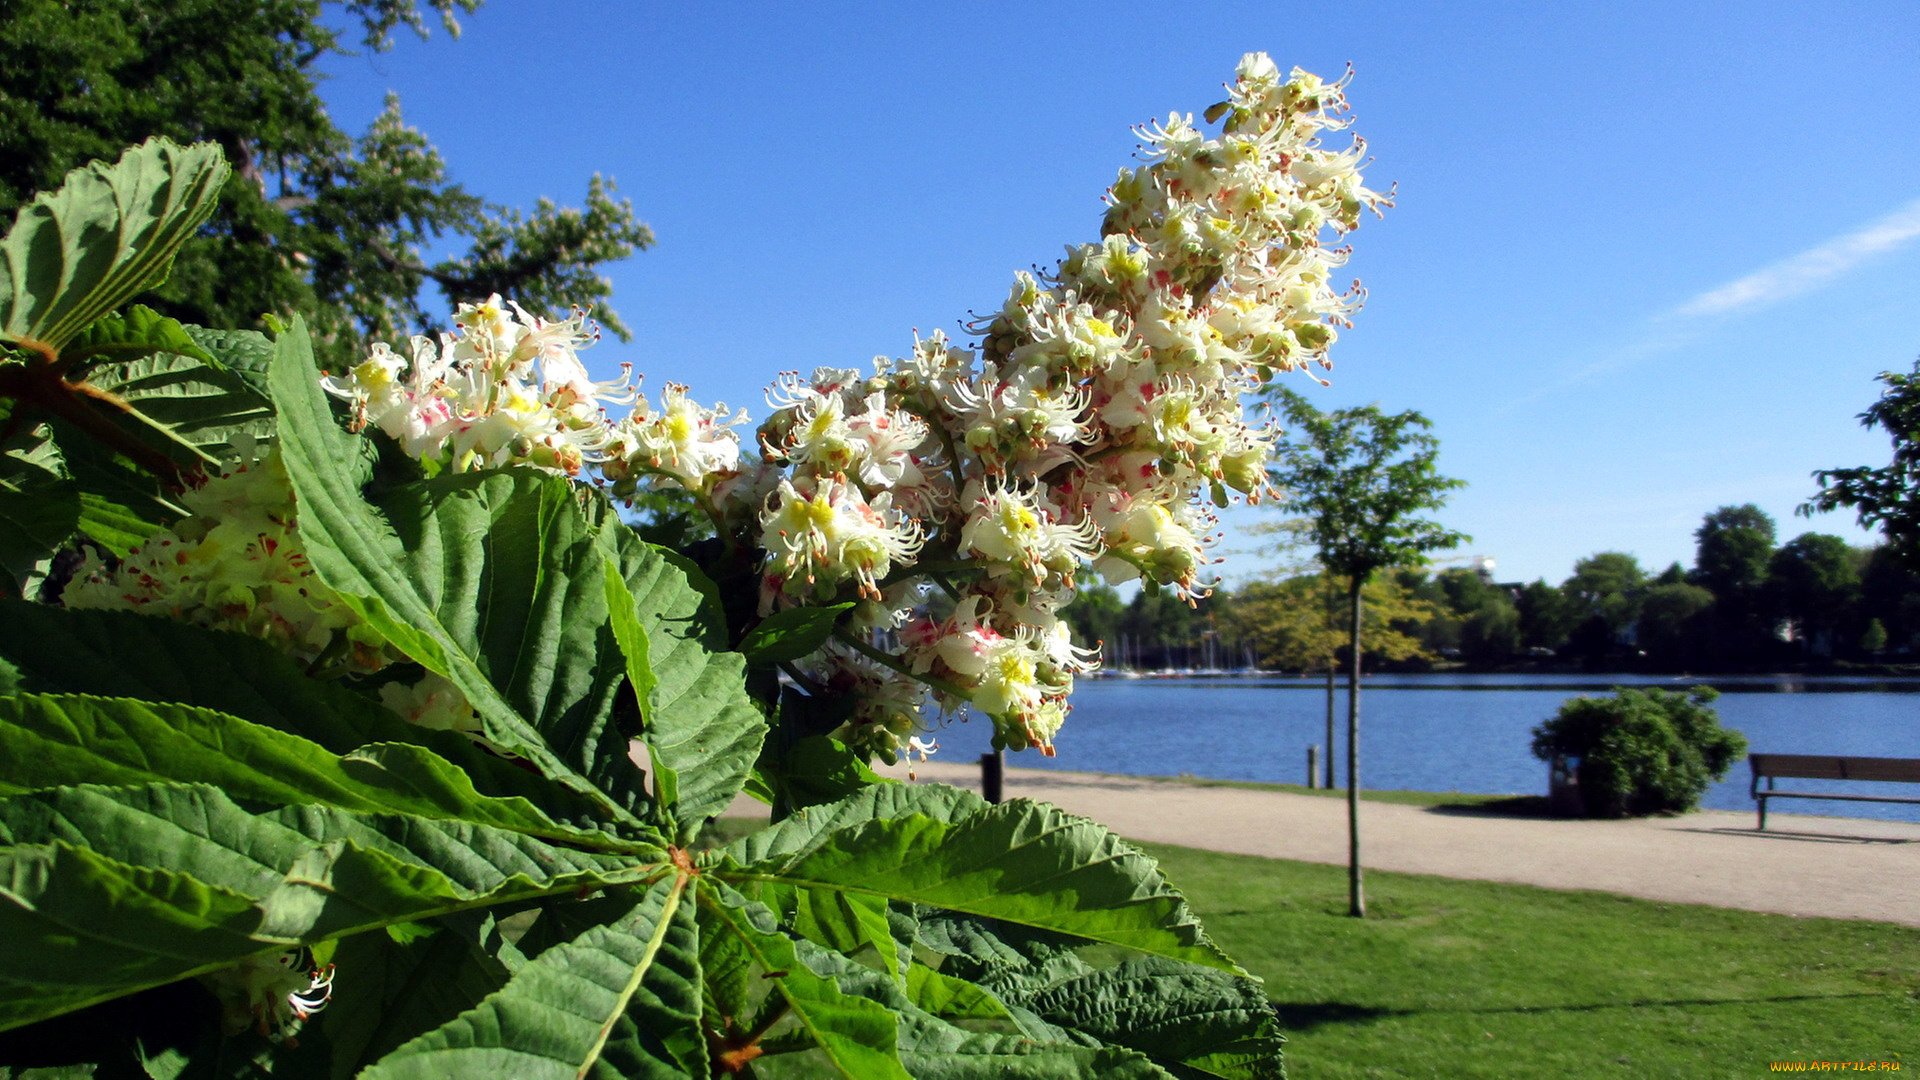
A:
[315,1,1920,586]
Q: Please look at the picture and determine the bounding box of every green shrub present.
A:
[1530,687,1748,817]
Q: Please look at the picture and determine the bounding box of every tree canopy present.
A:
[1265,387,1468,583]
[1805,359,1920,571]
[1765,532,1861,642]
[1691,504,1776,599]
[1562,551,1646,644]
[0,0,652,367]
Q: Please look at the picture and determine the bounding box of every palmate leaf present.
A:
[180,324,275,399]
[0,693,631,849]
[722,781,986,866]
[896,908,1282,1078]
[64,305,213,365]
[891,1013,1175,1080]
[736,603,853,665]
[901,961,1018,1025]
[717,783,1243,977]
[268,322,640,821]
[273,319,765,841]
[0,139,228,354]
[0,603,621,833]
[45,415,188,547]
[72,491,164,557]
[728,902,1173,1080]
[370,469,649,807]
[360,879,703,1080]
[0,782,667,1031]
[0,406,76,598]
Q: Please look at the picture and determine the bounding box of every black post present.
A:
[980,751,1004,804]
[1307,745,1320,788]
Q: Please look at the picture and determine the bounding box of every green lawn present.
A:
[1143,843,1918,1079]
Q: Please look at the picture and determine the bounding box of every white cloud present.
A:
[1505,195,1920,412]
[1668,197,1920,318]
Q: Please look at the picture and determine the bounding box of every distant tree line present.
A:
[1473,503,1910,670]
[1061,503,1917,673]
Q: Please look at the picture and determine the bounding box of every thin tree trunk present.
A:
[1346,577,1366,918]
[1323,576,1336,789]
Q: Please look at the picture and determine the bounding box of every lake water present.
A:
[919,674,1920,822]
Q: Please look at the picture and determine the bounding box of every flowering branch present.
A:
[224,51,1388,766]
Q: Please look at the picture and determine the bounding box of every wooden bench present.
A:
[1748,753,1920,829]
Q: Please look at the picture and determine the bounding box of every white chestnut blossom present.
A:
[799,641,938,769]
[602,383,749,494]
[321,296,632,476]
[957,480,1097,586]
[714,54,1387,754]
[758,475,924,605]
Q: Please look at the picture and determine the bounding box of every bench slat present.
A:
[1755,790,1920,805]
[1749,754,1920,784]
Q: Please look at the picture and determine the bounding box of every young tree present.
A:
[1222,573,1436,672]
[1805,359,1920,570]
[1862,618,1890,656]
[1266,387,1467,916]
[1221,571,1437,788]
[0,0,652,367]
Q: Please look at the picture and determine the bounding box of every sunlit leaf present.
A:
[599,529,765,842]
[737,603,852,665]
[720,784,1243,976]
[0,139,228,353]
[698,884,909,1079]
[269,322,639,823]
[0,693,631,848]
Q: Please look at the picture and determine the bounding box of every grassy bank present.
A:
[1119,772,1552,813]
[1145,843,1917,1079]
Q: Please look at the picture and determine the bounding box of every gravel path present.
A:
[838,760,1920,926]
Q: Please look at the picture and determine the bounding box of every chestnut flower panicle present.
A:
[149,53,1380,770]
[706,52,1387,759]
[63,443,395,674]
